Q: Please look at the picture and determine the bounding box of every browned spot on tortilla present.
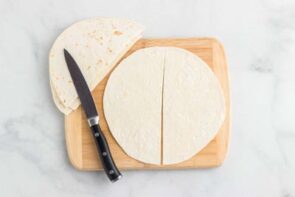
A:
[96,59,102,65]
[113,31,123,36]
[88,30,96,37]
[96,59,103,65]
[95,36,104,43]
[108,48,112,53]
[87,65,91,70]
[68,80,72,83]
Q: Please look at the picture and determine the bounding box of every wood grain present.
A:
[65,38,231,170]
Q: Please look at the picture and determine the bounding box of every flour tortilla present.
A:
[103,47,225,165]
[50,80,80,114]
[162,48,225,164]
[103,48,165,164]
[49,17,144,114]
[50,80,71,114]
[50,80,80,113]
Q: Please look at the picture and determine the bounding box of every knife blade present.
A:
[64,49,122,182]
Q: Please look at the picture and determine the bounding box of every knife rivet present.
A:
[102,152,107,156]
[94,132,99,137]
[109,170,114,175]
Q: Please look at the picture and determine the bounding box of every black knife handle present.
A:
[90,124,122,182]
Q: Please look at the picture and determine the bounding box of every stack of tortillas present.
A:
[49,17,225,166]
[49,18,144,114]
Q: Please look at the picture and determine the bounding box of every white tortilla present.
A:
[50,80,80,113]
[50,80,72,114]
[103,48,165,164]
[162,48,225,164]
[104,47,225,165]
[49,17,144,114]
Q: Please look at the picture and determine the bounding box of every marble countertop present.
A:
[0,0,294,196]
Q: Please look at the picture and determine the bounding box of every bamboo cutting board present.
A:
[65,38,230,170]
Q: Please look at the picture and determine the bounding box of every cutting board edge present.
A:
[213,38,231,167]
[64,37,231,171]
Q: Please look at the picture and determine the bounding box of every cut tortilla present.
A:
[103,47,225,165]
[50,80,72,114]
[49,17,144,114]
[162,48,225,164]
[50,80,80,114]
[103,48,165,164]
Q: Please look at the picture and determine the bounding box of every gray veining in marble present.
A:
[0,0,295,196]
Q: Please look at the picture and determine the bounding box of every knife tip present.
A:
[64,48,71,61]
[63,48,68,55]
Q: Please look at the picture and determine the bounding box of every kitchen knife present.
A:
[64,49,122,182]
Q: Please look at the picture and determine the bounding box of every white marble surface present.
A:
[0,0,295,196]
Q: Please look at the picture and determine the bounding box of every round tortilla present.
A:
[103,47,225,165]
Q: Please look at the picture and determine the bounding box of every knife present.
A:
[64,49,122,182]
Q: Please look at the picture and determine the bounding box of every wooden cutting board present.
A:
[65,38,231,170]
